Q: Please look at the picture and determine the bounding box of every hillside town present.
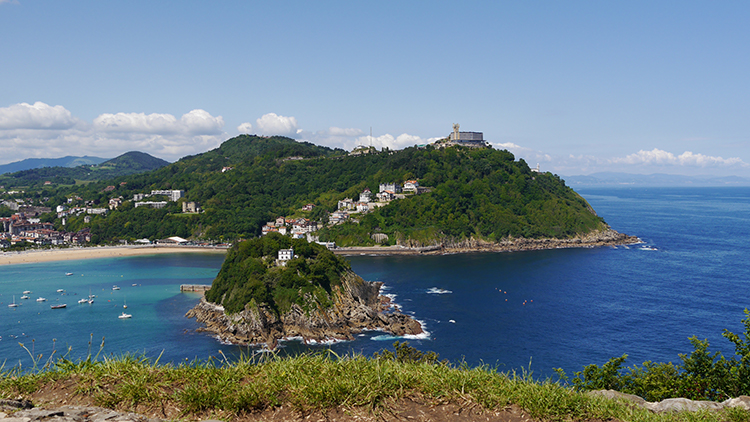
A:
[1,177,425,249]
[260,179,427,244]
[0,188,195,248]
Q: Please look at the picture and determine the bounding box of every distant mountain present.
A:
[0,156,107,175]
[98,151,170,173]
[0,151,169,188]
[562,172,750,187]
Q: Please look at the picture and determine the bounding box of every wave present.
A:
[426,287,452,294]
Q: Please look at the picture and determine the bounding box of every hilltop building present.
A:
[435,124,489,148]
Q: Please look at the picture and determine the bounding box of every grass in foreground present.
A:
[0,343,748,422]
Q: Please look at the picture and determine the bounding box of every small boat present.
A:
[78,298,88,304]
[22,290,31,294]
[51,304,67,309]
[56,289,64,293]
[36,297,47,302]
[118,312,132,319]
[123,298,127,309]
[88,299,94,304]
[20,295,30,300]
[8,296,18,308]
[65,272,73,276]
[112,285,121,290]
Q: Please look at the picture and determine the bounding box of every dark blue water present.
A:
[1,187,748,377]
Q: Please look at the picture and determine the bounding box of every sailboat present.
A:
[123,298,127,309]
[8,295,18,308]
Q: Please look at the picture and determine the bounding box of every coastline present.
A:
[332,228,641,256]
[0,245,228,266]
[1,229,639,265]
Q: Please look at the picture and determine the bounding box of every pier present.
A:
[180,284,212,293]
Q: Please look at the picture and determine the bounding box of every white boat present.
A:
[88,299,94,304]
[118,312,132,319]
[78,298,88,304]
[22,290,31,294]
[65,272,73,276]
[20,295,30,300]
[8,296,18,308]
[51,304,67,309]
[36,297,47,302]
[112,285,120,290]
[56,289,64,293]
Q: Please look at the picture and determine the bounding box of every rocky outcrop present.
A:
[420,228,639,254]
[588,390,750,413]
[186,272,422,349]
[0,405,160,422]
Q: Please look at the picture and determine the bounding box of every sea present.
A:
[1,186,748,378]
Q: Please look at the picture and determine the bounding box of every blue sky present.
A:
[1,1,748,177]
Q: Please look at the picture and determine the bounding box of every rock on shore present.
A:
[186,272,422,349]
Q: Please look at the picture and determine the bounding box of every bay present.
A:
[0,186,748,378]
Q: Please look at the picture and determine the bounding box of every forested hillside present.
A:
[38,135,605,246]
[206,234,351,314]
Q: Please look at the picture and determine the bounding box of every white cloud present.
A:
[612,148,747,167]
[298,127,438,151]
[93,109,223,135]
[0,102,79,130]
[0,102,226,163]
[237,122,253,133]
[255,113,299,137]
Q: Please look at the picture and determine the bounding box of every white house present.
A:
[403,180,419,192]
[278,248,294,261]
[337,198,354,210]
[359,188,372,203]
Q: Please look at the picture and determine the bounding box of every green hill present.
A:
[0,151,169,188]
[56,135,606,246]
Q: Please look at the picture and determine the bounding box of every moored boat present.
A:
[36,297,47,302]
[51,304,67,309]
[118,312,132,319]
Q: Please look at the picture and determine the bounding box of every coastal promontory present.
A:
[186,234,422,348]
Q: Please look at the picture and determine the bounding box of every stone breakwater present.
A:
[186,273,423,349]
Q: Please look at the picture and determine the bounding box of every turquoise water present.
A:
[1,187,749,378]
[0,253,229,367]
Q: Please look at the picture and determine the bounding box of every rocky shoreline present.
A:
[333,228,640,256]
[186,272,422,349]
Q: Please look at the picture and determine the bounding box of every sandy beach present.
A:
[0,245,228,266]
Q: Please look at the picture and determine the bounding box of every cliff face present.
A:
[186,272,422,349]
